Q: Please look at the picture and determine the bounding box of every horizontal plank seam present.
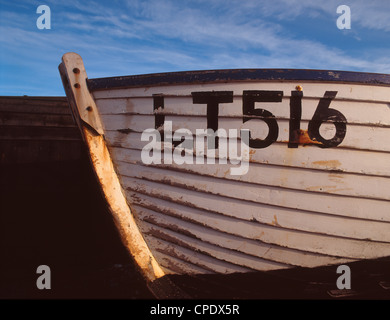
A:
[115,155,390,201]
[132,197,349,262]
[127,181,390,245]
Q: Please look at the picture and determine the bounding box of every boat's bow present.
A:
[59,52,168,294]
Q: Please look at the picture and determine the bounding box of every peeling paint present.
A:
[328,71,340,79]
[312,160,341,168]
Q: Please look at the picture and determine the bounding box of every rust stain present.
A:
[256,231,265,240]
[312,160,341,168]
[125,98,134,112]
[289,129,322,146]
[272,214,281,227]
[249,149,255,161]
[329,173,344,182]
[306,185,352,193]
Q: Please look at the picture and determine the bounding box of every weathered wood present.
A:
[140,227,251,274]
[87,68,390,92]
[0,112,76,127]
[60,52,390,283]
[114,152,390,202]
[116,154,389,222]
[0,126,80,140]
[118,162,390,238]
[0,140,82,163]
[101,114,390,152]
[96,96,390,127]
[123,177,390,259]
[0,96,82,164]
[129,191,351,268]
[0,102,71,115]
[107,131,390,177]
[60,54,104,135]
[0,96,70,107]
[59,53,170,298]
[92,81,390,102]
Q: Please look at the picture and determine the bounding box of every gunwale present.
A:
[87,68,390,92]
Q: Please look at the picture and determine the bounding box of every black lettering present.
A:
[308,91,347,148]
[242,90,282,148]
[153,94,165,134]
[288,90,303,148]
[192,91,233,148]
[154,94,183,147]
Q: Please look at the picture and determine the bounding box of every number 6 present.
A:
[308,91,347,148]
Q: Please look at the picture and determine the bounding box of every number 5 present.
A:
[242,90,282,148]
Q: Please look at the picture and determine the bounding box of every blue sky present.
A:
[1,0,390,96]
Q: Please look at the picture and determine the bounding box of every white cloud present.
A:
[1,0,390,95]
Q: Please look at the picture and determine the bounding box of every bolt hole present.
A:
[86,106,93,112]
[73,68,80,74]
[74,83,81,89]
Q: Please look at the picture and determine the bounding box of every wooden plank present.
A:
[137,218,276,273]
[150,250,213,275]
[0,112,76,127]
[0,96,67,101]
[101,114,390,152]
[0,126,81,141]
[96,96,390,127]
[92,81,390,103]
[0,102,71,115]
[112,147,390,203]
[141,231,248,274]
[117,154,388,223]
[61,53,104,135]
[106,131,390,177]
[123,177,390,259]
[130,190,351,268]
[0,96,68,106]
[138,210,348,272]
[120,164,390,241]
[0,140,82,164]
[88,68,390,92]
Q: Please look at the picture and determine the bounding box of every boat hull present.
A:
[59,53,390,289]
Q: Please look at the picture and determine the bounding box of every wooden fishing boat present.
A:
[59,52,390,297]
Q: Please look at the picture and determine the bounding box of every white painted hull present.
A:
[59,53,390,285]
